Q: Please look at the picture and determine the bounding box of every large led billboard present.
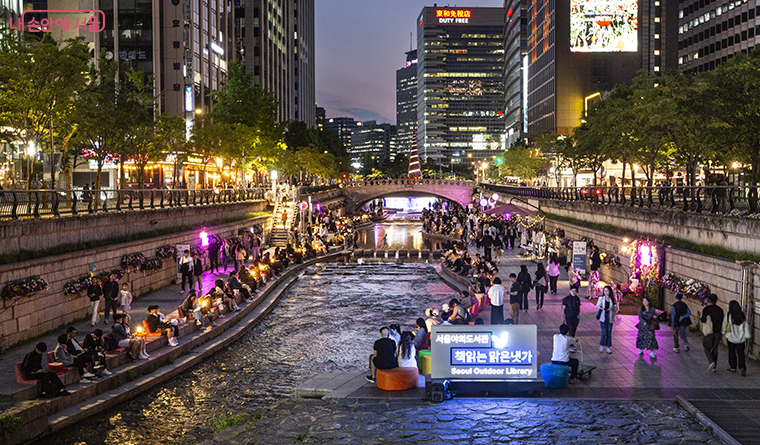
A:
[570,0,638,52]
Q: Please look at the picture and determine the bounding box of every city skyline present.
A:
[315,0,504,124]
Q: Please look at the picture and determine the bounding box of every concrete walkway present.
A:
[454,246,760,402]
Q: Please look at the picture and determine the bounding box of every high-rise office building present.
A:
[396,49,418,157]
[236,0,315,125]
[416,6,506,169]
[315,106,326,129]
[677,0,760,73]
[526,0,641,136]
[640,0,680,74]
[503,0,528,145]
[350,121,398,167]
[325,117,360,153]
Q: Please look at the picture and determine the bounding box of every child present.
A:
[120,283,133,312]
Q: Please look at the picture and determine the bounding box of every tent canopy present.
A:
[483,203,539,217]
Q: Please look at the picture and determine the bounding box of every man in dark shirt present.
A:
[366,327,398,383]
[22,342,68,398]
[701,293,724,373]
[481,232,493,262]
[509,273,521,324]
[562,287,582,337]
[147,305,178,346]
[87,278,103,327]
[102,273,119,326]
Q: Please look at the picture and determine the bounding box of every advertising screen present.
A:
[570,0,638,52]
[430,325,538,380]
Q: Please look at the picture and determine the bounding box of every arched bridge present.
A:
[338,179,476,213]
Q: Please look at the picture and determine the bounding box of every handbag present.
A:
[596,309,602,320]
[650,318,660,330]
[701,314,713,336]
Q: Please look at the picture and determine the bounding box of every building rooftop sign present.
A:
[436,9,472,24]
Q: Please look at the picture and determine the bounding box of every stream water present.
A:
[42,261,457,445]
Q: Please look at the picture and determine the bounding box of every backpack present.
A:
[102,333,119,351]
[565,296,581,318]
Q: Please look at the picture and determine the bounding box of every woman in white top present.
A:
[397,332,417,368]
[595,286,618,354]
[547,253,561,295]
[722,300,750,376]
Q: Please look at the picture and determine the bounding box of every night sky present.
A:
[315,0,505,125]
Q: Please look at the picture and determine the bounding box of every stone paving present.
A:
[202,397,720,445]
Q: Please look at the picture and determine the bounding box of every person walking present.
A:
[722,300,750,376]
[508,273,521,324]
[671,292,691,353]
[562,287,581,337]
[596,285,618,354]
[488,277,505,325]
[636,297,659,359]
[533,263,548,310]
[481,230,493,262]
[701,293,724,373]
[87,277,103,327]
[209,236,221,274]
[493,235,504,263]
[179,250,193,294]
[547,253,561,295]
[234,244,247,272]
[507,225,516,250]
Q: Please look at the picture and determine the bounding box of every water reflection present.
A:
[355,222,426,250]
[41,263,457,445]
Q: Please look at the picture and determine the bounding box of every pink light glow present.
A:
[640,245,652,266]
[200,231,209,247]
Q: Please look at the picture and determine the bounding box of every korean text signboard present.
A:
[572,241,587,275]
[430,325,538,380]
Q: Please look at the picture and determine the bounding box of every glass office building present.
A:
[416,6,506,169]
[396,50,418,157]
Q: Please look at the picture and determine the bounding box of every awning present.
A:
[483,203,539,217]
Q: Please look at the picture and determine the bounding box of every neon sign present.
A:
[436,9,471,24]
[430,325,538,380]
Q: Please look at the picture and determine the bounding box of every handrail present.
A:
[0,188,267,221]
[479,184,760,217]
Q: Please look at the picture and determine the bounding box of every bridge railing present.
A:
[480,183,760,216]
[0,188,267,221]
[341,178,474,187]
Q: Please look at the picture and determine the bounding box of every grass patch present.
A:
[0,212,272,266]
[545,212,760,263]
[0,414,22,434]
[208,412,250,434]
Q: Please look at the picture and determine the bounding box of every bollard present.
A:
[421,249,430,258]
[432,249,441,259]
[398,249,408,258]
[409,249,419,259]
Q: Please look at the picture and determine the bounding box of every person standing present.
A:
[588,245,602,297]
[102,273,119,325]
[701,293,724,373]
[722,300,749,376]
[562,287,581,337]
[191,253,204,293]
[250,234,261,262]
[209,236,221,274]
[493,235,504,263]
[120,283,133,312]
[481,230,493,262]
[547,253,561,295]
[234,244,247,273]
[533,263,548,310]
[87,277,103,327]
[596,285,618,354]
[671,292,691,353]
[488,277,505,325]
[636,297,659,359]
[517,265,532,311]
[179,250,193,294]
[507,225,516,250]
[508,273,521,324]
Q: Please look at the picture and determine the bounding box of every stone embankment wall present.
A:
[0,215,271,351]
[533,199,760,256]
[545,218,760,358]
[0,200,269,257]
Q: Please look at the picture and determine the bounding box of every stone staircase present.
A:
[269,201,296,246]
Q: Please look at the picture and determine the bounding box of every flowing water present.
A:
[43,261,457,445]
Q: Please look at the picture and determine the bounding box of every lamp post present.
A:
[26,142,36,189]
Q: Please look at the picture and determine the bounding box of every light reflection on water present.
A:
[41,262,457,445]
[356,222,429,251]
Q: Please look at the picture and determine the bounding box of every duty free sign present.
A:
[430,325,538,380]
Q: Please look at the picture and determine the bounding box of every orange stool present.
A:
[48,362,63,375]
[377,367,419,391]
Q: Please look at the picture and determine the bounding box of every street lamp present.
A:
[26,142,36,189]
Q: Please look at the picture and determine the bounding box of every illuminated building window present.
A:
[654,66,660,71]
[654,34,660,39]
[654,17,660,22]
[654,50,660,55]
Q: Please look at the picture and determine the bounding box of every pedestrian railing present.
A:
[480,184,760,216]
[0,188,267,220]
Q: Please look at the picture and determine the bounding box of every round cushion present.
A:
[377,367,419,391]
